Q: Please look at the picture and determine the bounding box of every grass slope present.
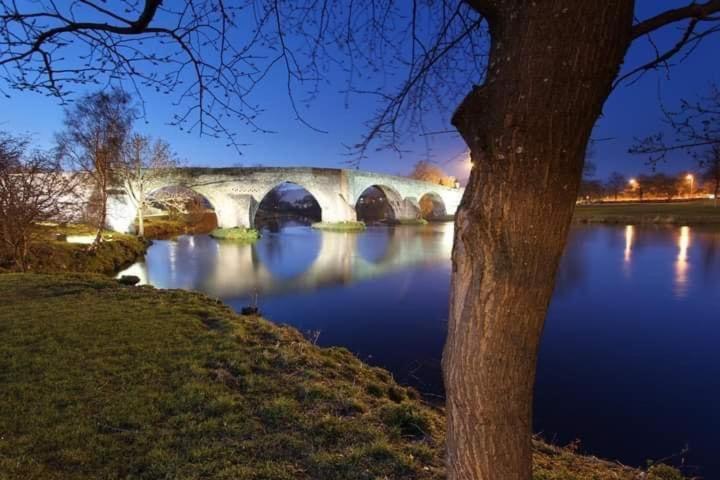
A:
[574,200,720,225]
[0,274,678,480]
[0,225,147,274]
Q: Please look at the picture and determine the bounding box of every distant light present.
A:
[686,174,694,182]
[628,178,638,187]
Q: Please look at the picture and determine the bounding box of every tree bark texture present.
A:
[444,2,635,479]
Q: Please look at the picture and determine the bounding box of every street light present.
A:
[628,178,640,200]
[686,173,694,197]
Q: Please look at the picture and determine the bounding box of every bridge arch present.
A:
[355,184,405,222]
[419,192,447,220]
[253,181,322,228]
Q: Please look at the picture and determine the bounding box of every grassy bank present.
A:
[574,200,720,225]
[0,224,147,274]
[311,221,366,232]
[0,273,679,480]
[393,218,429,226]
[140,212,218,239]
[210,226,261,242]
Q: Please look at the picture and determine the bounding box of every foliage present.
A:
[409,161,456,187]
[0,274,673,480]
[0,132,79,270]
[210,227,261,242]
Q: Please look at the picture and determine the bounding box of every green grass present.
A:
[394,218,429,226]
[139,212,218,239]
[0,224,147,274]
[0,273,681,480]
[574,200,720,225]
[311,221,366,232]
[209,227,261,242]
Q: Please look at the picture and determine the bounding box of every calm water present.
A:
[119,222,720,477]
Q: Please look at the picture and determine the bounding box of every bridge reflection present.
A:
[119,222,454,299]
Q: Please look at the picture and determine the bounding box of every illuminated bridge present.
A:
[105,167,464,233]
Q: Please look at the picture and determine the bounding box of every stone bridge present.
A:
[106,167,464,233]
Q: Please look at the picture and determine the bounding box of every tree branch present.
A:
[632,0,720,39]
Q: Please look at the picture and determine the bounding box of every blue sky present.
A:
[0,1,717,183]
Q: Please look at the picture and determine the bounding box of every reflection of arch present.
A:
[356,184,403,221]
[419,192,447,219]
[255,226,322,280]
[253,181,324,226]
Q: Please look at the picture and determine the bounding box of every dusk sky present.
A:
[1,0,718,183]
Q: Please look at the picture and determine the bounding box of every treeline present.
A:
[579,170,718,203]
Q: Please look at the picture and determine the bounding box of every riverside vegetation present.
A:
[574,200,720,225]
[0,224,147,274]
[0,273,683,480]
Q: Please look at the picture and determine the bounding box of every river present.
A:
[119,221,720,477]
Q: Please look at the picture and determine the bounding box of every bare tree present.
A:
[56,89,134,246]
[632,82,720,204]
[118,134,178,237]
[0,133,78,270]
[606,172,628,201]
[2,1,720,479]
[700,144,720,203]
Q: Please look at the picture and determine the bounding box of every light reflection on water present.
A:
[119,222,720,477]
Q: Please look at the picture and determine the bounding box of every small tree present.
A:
[637,173,678,200]
[632,83,720,205]
[0,134,78,270]
[606,172,627,200]
[699,144,720,204]
[57,89,134,246]
[118,134,178,237]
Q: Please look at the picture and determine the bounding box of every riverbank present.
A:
[574,200,720,225]
[140,212,217,239]
[0,273,678,479]
[0,224,147,274]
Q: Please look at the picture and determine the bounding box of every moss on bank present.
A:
[393,218,429,226]
[210,226,261,242]
[311,221,366,232]
[0,224,147,274]
[574,200,720,225]
[0,273,680,480]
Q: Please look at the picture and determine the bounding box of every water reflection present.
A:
[120,222,720,477]
[120,222,454,299]
[624,225,634,263]
[675,226,691,297]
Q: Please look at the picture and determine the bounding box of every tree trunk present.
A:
[138,188,145,237]
[93,175,108,248]
[444,2,634,479]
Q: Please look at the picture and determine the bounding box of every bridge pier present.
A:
[106,193,138,234]
[213,193,258,229]
[394,198,422,221]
